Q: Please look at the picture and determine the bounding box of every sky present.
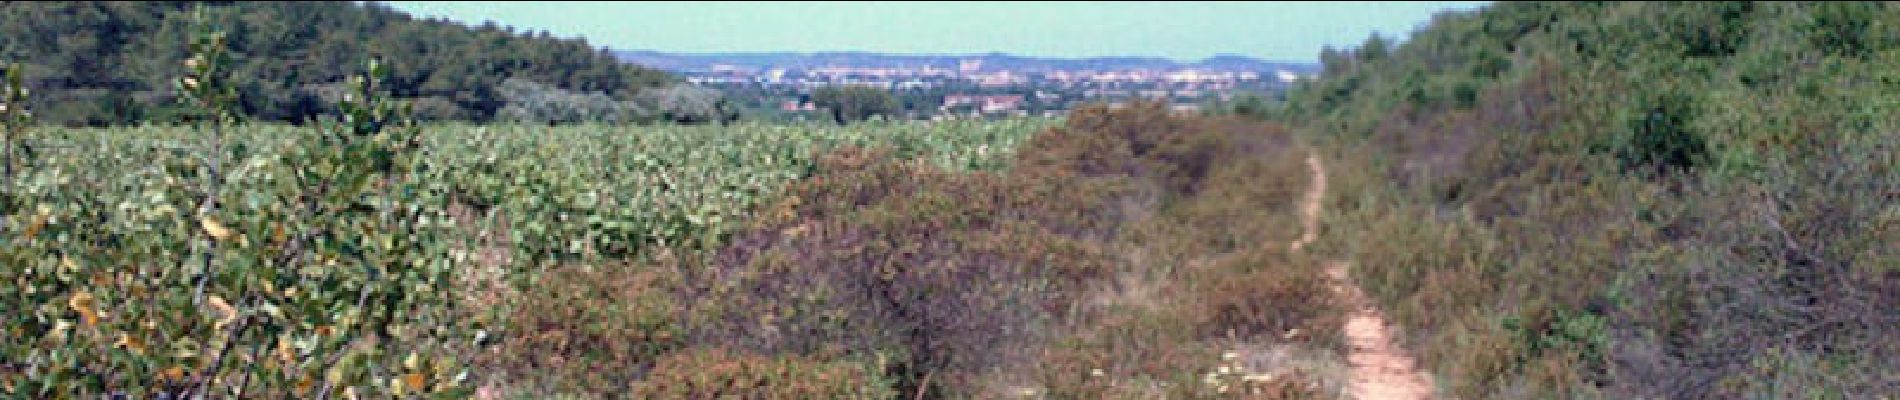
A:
[380,1,1493,62]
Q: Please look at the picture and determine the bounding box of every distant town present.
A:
[618,51,1321,120]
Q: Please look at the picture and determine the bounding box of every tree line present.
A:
[0,1,693,126]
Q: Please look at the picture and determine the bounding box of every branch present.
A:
[192,294,255,397]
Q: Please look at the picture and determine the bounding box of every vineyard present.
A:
[0,78,1049,397]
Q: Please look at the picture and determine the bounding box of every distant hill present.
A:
[0,1,675,125]
[616,50,1319,74]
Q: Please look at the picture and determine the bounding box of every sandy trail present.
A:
[1291,152,1435,400]
[1289,153,1324,253]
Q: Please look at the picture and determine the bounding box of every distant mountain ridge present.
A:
[616,50,1320,74]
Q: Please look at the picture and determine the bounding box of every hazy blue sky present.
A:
[380,1,1492,62]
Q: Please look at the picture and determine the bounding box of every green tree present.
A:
[1357,33,1392,63]
[0,1,676,125]
[810,85,899,125]
[638,85,739,124]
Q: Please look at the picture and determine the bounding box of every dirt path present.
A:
[1289,153,1325,253]
[1291,151,1436,400]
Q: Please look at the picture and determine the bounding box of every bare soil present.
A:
[1294,152,1436,400]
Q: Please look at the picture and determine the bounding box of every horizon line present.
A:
[616,49,1319,64]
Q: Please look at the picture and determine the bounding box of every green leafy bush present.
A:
[2,20,477,397]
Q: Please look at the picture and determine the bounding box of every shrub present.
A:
[495,78,647,125]
[634,85,739,124]
[475,264,683,397]
[677,145,1124,395]
[1612,91,1706,175]
[1019,102,1339,399]
[1191,250,1341,345]
[810,85,901,125]
[1278,2,1900,398]
[1015,100,1201,180]
[0,39,477,398]
[633,347,897,399]
[1031,307,1212,399]
[1158,148,1308,253]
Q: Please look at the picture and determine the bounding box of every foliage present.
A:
[0,109,1047,397]
[495,78,648,125]
[430,118,1051,268]
[493,80,738,126]
[636,85,740,125]
[1,61,28,180]
[0,1,675,126]
[477,264,684,397]
[633,347,898,399]
[673,145,1123,396]
[1275,1,1900,398]
[1611,90,1706,174]
[1,16,482,395]
[810,85,902,125]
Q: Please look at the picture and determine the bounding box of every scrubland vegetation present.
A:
[1270,2,1900,398]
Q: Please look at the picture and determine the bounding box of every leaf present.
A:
[115,333,147,355]
[200,216,235,240]
[22,212,47,240]
[295,376,315,396]
[278,338,298,365]
[157,366,187,382]
[67,291,98,328]
[207,295,237,329]
[401,373,427,393]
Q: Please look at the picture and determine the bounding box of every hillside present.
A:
[0,1,675,125]
[1273,1,1900,398]
[615,50,1319,74]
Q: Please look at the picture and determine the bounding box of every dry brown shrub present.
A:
[676,143,1127,396]
[633,347,895,399]
[474,264,685,396]
[1190,250,1343,347]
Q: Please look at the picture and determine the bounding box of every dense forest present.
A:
[0,1,679,126]
[1269,1,1900,398]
